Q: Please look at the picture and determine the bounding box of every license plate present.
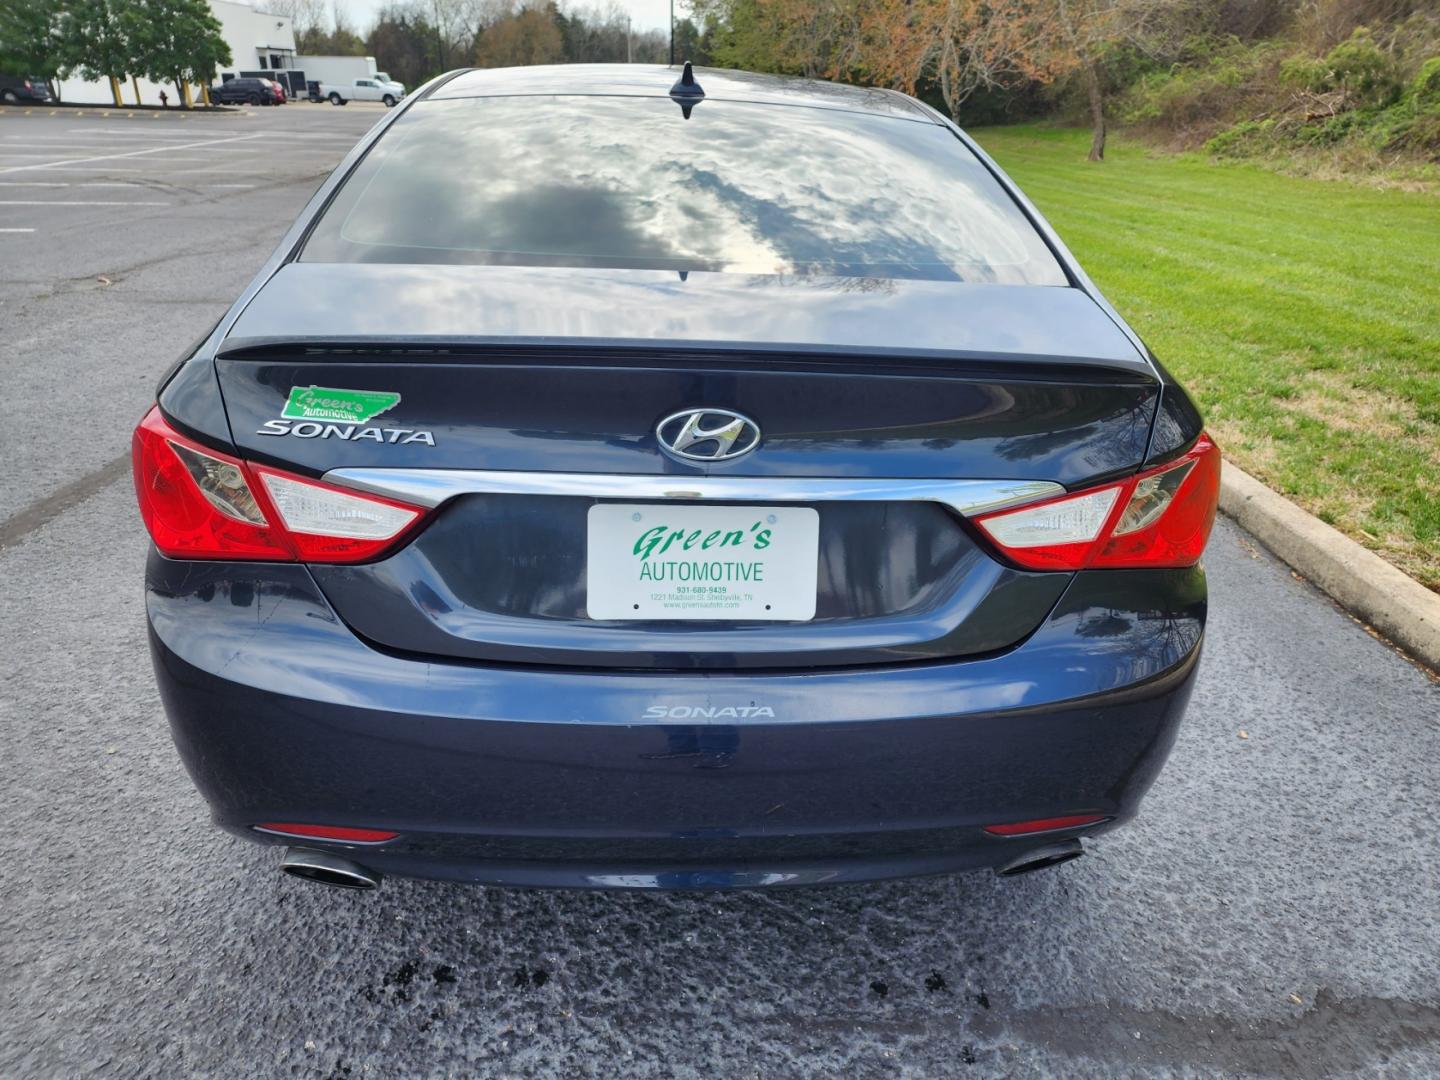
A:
[586,504,819,621]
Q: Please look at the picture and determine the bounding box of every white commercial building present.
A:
[213,0,298,80]
[56,0,297,106]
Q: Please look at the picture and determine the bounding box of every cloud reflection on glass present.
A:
[303,96,1066,285]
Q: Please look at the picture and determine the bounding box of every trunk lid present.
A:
[215,266,1157,669]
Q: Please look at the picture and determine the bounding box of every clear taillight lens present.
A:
[132,407,427,563]
[975,485,1121,553]
[256,468,420,561]
[972,435,1221,571]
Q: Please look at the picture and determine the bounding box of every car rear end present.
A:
[1,75,51,102]
[134,67,1217,890]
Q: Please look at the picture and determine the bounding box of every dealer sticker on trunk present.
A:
[257,385,436,445]
[586,504,819,621]
[282,386,401,423]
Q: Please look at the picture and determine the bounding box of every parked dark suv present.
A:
[210,77,286,106]
[0,74,52,104]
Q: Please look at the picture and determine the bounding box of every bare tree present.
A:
[853,0,1197,160]
[258,0,327,46]
[855,0,1072,119]
[1053,0,1198,160]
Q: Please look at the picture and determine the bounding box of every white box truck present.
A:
[294,56,406,101]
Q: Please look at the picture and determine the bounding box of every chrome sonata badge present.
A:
[643,705,776,719]
[256,419,435,445]
[656,408,761,462]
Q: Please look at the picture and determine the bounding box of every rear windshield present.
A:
[301,95,1067,285]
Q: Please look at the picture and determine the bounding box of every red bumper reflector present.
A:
[254,823,399,843]
[984,814,1107,837]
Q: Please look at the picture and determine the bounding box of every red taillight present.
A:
[971,435,1221,571]
[255,822,399,843]
[132,407,294,560]
[984,814,1108,836]
[132,406,426,563]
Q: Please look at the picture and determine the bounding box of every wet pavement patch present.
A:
[383,961,419,1002]
[511,965,548,990]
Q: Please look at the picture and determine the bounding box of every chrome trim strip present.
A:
[322,468,1064,517]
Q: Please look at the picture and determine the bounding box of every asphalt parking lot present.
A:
[2,102,1438,1078]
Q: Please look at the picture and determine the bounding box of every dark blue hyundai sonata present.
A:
[133,63,1219,891]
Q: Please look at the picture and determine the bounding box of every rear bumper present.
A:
[146,554,1205,888]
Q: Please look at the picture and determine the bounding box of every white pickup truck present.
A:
[321,77,405,107]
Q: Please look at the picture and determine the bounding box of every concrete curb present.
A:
[1219,462,1440,671]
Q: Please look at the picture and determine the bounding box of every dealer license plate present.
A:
[586,504,819,621]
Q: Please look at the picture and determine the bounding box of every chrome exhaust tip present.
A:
[280,847,382,890]
[996,839,1084,877]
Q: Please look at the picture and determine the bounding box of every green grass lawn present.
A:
[975,125,1440,591]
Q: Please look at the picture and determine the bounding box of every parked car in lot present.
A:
[133,63,1219,893]
[322,77,404,106]
[210,77,285,106]
[0,74,52,104]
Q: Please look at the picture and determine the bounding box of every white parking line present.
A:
[4,166,150,172]
[0,146,269,155]
[0,199,169,206]
[1,153,253,164]
[0,227,37,232]
[0,146,260,154]
[0,181,155,187]
[0,144,144,150]
[62,129,251,139]
[0,132,263,175]
[61,128,360,143]
[9,165,291,175]
[37,133,220,141]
